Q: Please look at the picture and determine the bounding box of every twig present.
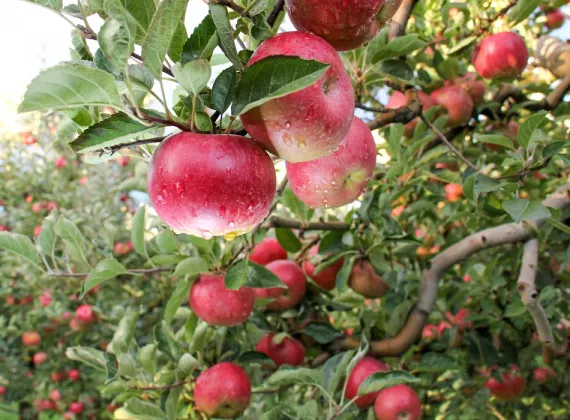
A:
[131,108,192,132]
[129,378,194,391]
[295,236,321,262]
[356,103,388,113]
[497,158,551,180]
[48,267,172,278]
[266,217,350,232]
[367,89,421,130]
[213,0,247,15]
[487,403,508,420]
[267,0,285,27]
[108,136,167,154]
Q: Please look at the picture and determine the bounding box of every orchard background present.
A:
[1,0,570,419]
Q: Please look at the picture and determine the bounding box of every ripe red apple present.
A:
[255,333,306,367]
[75,305,94,324]
[445,183,463,202]
[20,295,33,305]
[50,390,62,401]
[348,259,390,298]
[69,401,84,414]
[39,290,52,307]
[189,274,255,326]
[453,72,486,106]
[472,32,529,79]
[116,156,130,166]
[545,9,565,29]
[0,224,10,232]
[422,324,439,340]
[78,176,88,186]
[33,352,49,365]
[46,201,59,211]
[446,308,472,331]
[22,331,41,347]
[55,157,67,168]
[68,368,80,381]
[533,367,556,384]
[286,117,376,208]
[431,85,473,127]
[285,0,403,51]
[50,372,66,382]
[484,365,526,401]
[31,202,44,214]
[240,32,355,163]
[249,237,288,266]
[374,384,422,420]
[194,362,251,418]
[0,386,6,395]
[254,260,307,310]
[303,245,344,290]
[22,132,37,145]
[345,357,390,409]
[386,91,437,137]
[148,133,276,239]
[114,241,133,256]
[33,225,42,237]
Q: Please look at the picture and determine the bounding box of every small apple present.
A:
[114,241,133,256]
[55,157,67,168]
[33,352,49,365]
[472,32,529,79]
[50,390,62,401]
[50,372,66,382]
[345,357,390,409]
[422,324,439,340]
[68,368,80,381]
[545,9,565,29]
[391,205,406,217]
[453,72,486,106]
[148,133,276,238]
[374,384,422,420]
[249,237,288,266]
[22,132,37,145]
[78,176,88,186]
[240,32,355,163]
[69,401,84,414]
[348,259,389,298]
[46,201,59,211]
[445,183,463,202]
[75,305,95,324]
[0,224,10,232]
[533,367,556,384]
[286,117,376,208]
[0,386,6,396]
[484,365,526,401]
[194,362,251,418]
[303,245,344,290]
[39,290,52,307]
[20,295,33,305]
[33,225,42,237]
[447,308,472,332]
[255,260,307,310]
[386,91,437,137]
[255,333,305,367]
[431,85,473,127]
[22,331,41,347]
[189,274,255,326]
[116,156,130,167]
[31,202,44,214]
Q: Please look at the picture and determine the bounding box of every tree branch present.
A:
[267,0,285,27]
[212,0,247,15]
[107,136,167,154]
[129,378,194,391]
[266,217,350,232]
[367,89,421,130]
[131,108,192,132]
[356,103,388,113]
[388,0,418,40]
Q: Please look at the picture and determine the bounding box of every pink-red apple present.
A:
[55,157,67,168]
[345,357,390,409]
[445,183,463,202]
[484,365,526,401]
[33,352,49,365]
[50,390,62,401]
[114,241,133,256]
[255,333,306,367]
[22,331,41,347]
[255,260,307,310]
[286,117,376,208]
[0,386,5,395]
[147,133,276,238]
[194,362,251,418]
[67,369,80,381]
[303,245,344,290]
[116,156,130,166]
[472,32,529,79]
[50,372,66,382]
[0,224,10,232]
[69,401,84,414]
[453,72,486,106]
[533,367,556,384]
[431,85,473,127]
[374,384,422,420]
[240,32,355,163]
[75,305,94,324]
[249,238,288,266]
[189,274,255,326]
[349,259,389,298]
[545,9,565,29]
[33,225,42,237]
[386,91,436,137]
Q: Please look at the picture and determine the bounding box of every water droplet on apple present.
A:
[283,133,293,146]
[228,221,235,229]
[218,206,226,217]
[284,121,291,130]
[203,199,209,207]
[174,181,183,194]
[156,194,164,204]
[199,229,213,239]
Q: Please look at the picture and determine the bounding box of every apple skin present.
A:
[546,9,565,29]
[75,304,94,324]
[148,133,276,239]
[445,183,463,202]
[33,352,49,365]
[55,157,67,168]
[374,384,422,420]
[255,333,306,367]
[533,367,556,384]
[114,241,133,256]
[189,274,255,326]
[286,117,376,208]
[349,259,389,298]
[285,0,403,51]
[0,224,10,232]
[453,72,486,106]
[345,357,390,409]
[22,331,41,347]
[430,85,473,127]
[67,369,80,381]
[386,91,436,137]
[0,386,6,395]
[69,402,84,414]
[194,362,252,419]
[472,32,529,79]
[240,32,355,163]
[249,238,288,266]
[484,366,526,401]
[254,260,307,310]
[303,245,344,290]
[50,390,62,401]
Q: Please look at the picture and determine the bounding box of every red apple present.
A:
[349,259,389,298]
[46,201,59,211]
[255,260,307,310]
[484,365,526,401]
[422,324,439,339]
[472,32,528,79]
[116,156,130,166]
[374,384,422,420]
[33,225,42,237]
[0,224,10,232]
[545,9,565,29]
[447,308,472,331]
[445,183,463,202]
[240,32,355,163]
[20,295,33,305]
[148,133,276,239]
[0,386,6,396]
[69,401,84,414]
[463,274,472,283]
[75,305,94,324]
[249,237,288,266]
[431,85,473,127]
[453,72,486,106]
[67,369,80,381]
[22,132,37,145]
[255,333,306,367]
[303,245,344,290]
[345,357,390,409]
[50,372,66,382]
[33,352,49,365]
[119,194,128,202]
[78,176,88,186]
[386,91,437,137]
[391,205,406,217]
[114,241,133,256]
[194,362,251,418]
[286,117,376,208]
[189,274,255,326]
[55,157,67,168]
[285,0,403,51]
[50,390,62,401]
[533,367,556,384]
[31,202,44,214]
[22,331,41,347]
[39,290,52,307]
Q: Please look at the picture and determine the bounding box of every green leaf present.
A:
[70,112,156,153]
[547,218,570,235]
[181,14,218,63]
[232,56,330,115]
[282,187,314,221]
[476,134,515,150]
[120,0,155,44]
[118,353,138,378]
[32,0,62,10]
[0,232,41,269]
[99,0,137,69]
[266,366,321,386]
[177,353,198,377]
[165,387,182,420]
[504,300,526,318]
[18,62,123,113]
[209,4,243,70]
[248,0,269,16]
[138,344,157,376]
[275,228,301,252]
[336,255,356,292]
[387,123,404,161]
[358,371,420,395]
[155,321,181,361]
[236,351,276,368]
[518,112,547,150]
[448,35,477,55]
[371,34,426,63]
[300,322,343,344]
[502,199,552,223]
[66,346,107,372]
[473,174,501,194]
[172,60,211,96]
[81,258,127,298]
[322,350,355,394]
[172,257,209,277]
[55,217,87,262]
[168,23,187,63]
[155,230,179,254]
[346,336,370,377]
[377,59,414,82]
[142,0,190,78]
[124,398,165,420]
[38,214,57,257]
[131,206,147,257]
[509,0,542,24]
[225,259,287,290]
[109,311,139,355]
[413,352,459,373]
[164,275,196,324]
[211,66,237,113]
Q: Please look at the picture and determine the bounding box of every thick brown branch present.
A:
[388,0,418,40]
[266,217,350,232]
[267,0,285,27]
[367,89,421,130]
[536,36,570,79]
[48,267,172,278]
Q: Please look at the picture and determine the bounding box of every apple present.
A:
[240,32,355,163]
[255,333,306,367]
[78,176,88,186]
[39,290,52,307]
[33,225,42,237]
[422,324,439,340]
[116,156,130,166]
[55,157,67,168]
[75,304,95,324]
[120,194,128,202]
[285,0,403,51]
[386,91,437,137]
[254,260,307,310]
[374,384,422,420]
[349,259,389,298]
[0,224,10,232]
[33,352,49,365]
[391,205,406,217]
[114,241,133,256]
[445,183,463,202]
[69,401,84,414]
[472,32,529,79]
[50,390,62,401]
[20,295,33,305]
[249,237,288,266]
[303,245,344,290]
[22,331,41,347]
[533,367,556,384]
[189,274,255,326]
[31,202,44,214]
[68,368,80,381]
[148,133,276,239]
[430,85,473,127]
[286,117,376,208]
[22,132,37,145]
[194,362,251,418]
[46,201,59,211]
[50,372,66,382]
[344,357,390,409]
[484,365,526,401]
[0,386,5,396]
[545,9,565,29]
[446,308,472,331]
[453,72,486,106]
[463,274,472,283]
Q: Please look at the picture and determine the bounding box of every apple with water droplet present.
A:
[254,260,307,310]
[22,331,41,347]
[255,333,305,367]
